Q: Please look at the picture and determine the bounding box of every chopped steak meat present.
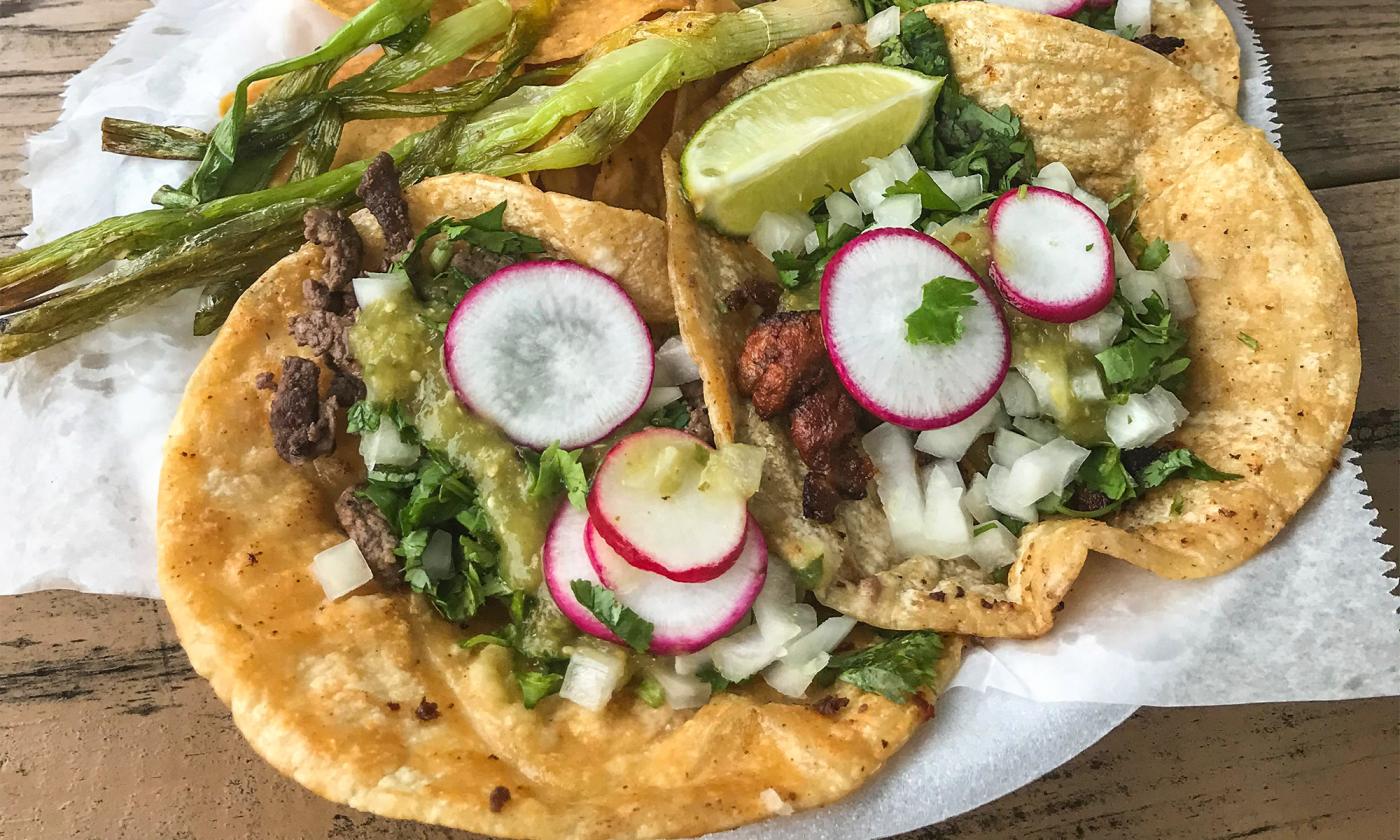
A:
[266,356,336,465]
[356,152,413,260]
[1121,444,1170,479]
[450,244,519,281]
[328,369,366,408]
[1132,33,1186,56]
[1064,485,1112,513]
[737,311,829,418]
[679,380,714,446]
[289,309,359,377]
[335,484,401,584]
[302,207,362,293]
[739,310,871,519]
[253,371,275,391]
[724,279,781,315]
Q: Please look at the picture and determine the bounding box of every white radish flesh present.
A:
[988,186,1115,323]
[586,519,769,655]
[823,228,1010,429]
[542,504,621,643]
[444,260,653,450]
[589,428,749,582]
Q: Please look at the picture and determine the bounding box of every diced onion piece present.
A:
[986,464,1040,523]
[1072,187,1110,223]
[852,158,899,213]
[997,370,1040,418]
[1012,416,1059,444]
[1157,240,1202,282]
[763,654,830,698]
[1071,369,1106,402]
[1112,237,1134,278]
[1120,269,1173,312]
[699,443,767,498]
[1068,301,1124,352]
[883,146,919,182]
[923,469,973,560]
[781,616,858,665]
[825,191,865,233]
[1002,437,1091,509]
[873,194,922,228]
[803,229,821,254]
[710,624,785,682]
[310,539,373,601]
[926,458,964,489]
[864,423,933,557]
[674,649,712,676]
[990,427,1042,467]
[358,421,420,468]
[1160,273,1196,320]
[914,396,1002,460]
[1032,161,1077,194]
[559,646,627,711]
[864,5,902,45]
[963,473,998,523]
[753,558,804,646]
[969,522,1018,572]
[1105,386,1185,449]
[640,385,683,415]
[421,530,455,581]
[651,662,712,709]
[352,271,411,309]
[1115,0,1152,35]
[760,788,794,816]
[653,335,701,386]
[1014,362,1059,420]
[929,170,986,210]
[750,211,814,258]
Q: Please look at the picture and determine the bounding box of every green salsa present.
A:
[350,286,551,592]
[1010,315,1109,445]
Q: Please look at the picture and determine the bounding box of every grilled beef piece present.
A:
[302,207,362,294]
[737,311,829,418]
[790,377,859,472]
[679,380,715,446]
[288,309,359,378]
[265,356,336,465]
[356,152,413,260]
[450,244,519,281]
[724,279,782,315]
[803,472,842,523]
[1133,33,1186,56]
[335,484,401,584]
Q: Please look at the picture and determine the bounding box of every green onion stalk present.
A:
[0,0,858,361]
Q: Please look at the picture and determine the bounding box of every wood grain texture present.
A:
[0,1,1395,839]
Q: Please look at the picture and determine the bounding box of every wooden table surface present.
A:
[1,1,1396,838]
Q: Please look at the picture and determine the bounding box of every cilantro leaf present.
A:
[647,399,691,430]
[528,442,590,509]
[886,169,962,216]
[1238,331,1260,351]
[1095,293,1190,394]
[346,400,381,434]
[1137,237,1171,271]
[516,667,565,709]
[569,580,654,653]
[905,276,979,346]
[1075,445,1134,501]
[1139,448,1242,488]
[828,631,944,703]
[696,664,731,693]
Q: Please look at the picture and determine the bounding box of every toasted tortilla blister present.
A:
[663,7,1357,640]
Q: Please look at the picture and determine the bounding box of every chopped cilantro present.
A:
[1139,448,1242,488]
[1238,332,1261,351]
[346,400,381,434]
[990,564,1012,585]
[648,399,691,430]
[527,442,590,509]
[570,580,654,653]
[1076,445,1133,501]
[905,276,979,346]
[1135,235,1171,271]
[794,556,825,591]
[972,521,999,536]
[516,667,565,709]
[885,169,963,221]
[828,631,944,703]
[1070,4,1119,31]
[1095,292,1189,394]
[696,664,731,693]
[635,673,665,708]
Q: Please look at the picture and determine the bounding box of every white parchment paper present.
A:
[1,1,1394,836]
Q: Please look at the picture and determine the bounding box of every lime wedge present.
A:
[680,64,943,235]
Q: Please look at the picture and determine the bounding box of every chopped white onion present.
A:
[986,464,1040,523]
[914,396,1002,460]
[1072,187,1110,223]
[1157,240,1203,283]
[310,539,373,601]
[1071,369,1107,402]
[883,146,919,182]
[1161,272,1197,320]
[651,662,712,710]
[1068,301,1124,352]
[997,370,1040,418]
[927,458,965,489]
[1105,386,1185,449]
[760,788,794,816]
[873,193,923,228]
[750,211,814,258]
[969,522,1018,572]
[1115,0,1152,35]
[802,229,821,254]
[864,5,902,45]
[1112,236,1135,278]
[990,427,1042,468]
[1120,269,1173,312]
[963,473,998,523]
[753,558,806,646]
[1014,362,1060,421]
[420,530,455,582]
[763,654,831,698]
[358,421,420,468]
[559,647,627,711]
[1032,161,1077,194]
[782,616,858,666]
[928,169,986,210]
[923,469,973,560]
[864,423,934,557]
[710,624,785,682]
[640,385,683,415]
[674,649,712,676]
[1145,384,1190,426]
[1012,416,1060,444]
[825,191,865,233]
[1002,437,1091,509]
[652,335,702,386]
[352,271,411,309]
[852,157,900,213]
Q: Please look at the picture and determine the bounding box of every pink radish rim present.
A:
[586,428,747,583]
[819,227,1011,430]
[442,259,654,451]
[542,503,622,644]
[584,518,768,655]
[986,186,1115,324]
[991,0,1086,15]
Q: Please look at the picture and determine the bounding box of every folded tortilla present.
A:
[663,4,1358,639]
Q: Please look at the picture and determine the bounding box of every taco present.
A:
[158,157,963,839]
[663,3,1357,640]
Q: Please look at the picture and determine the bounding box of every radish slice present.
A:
[443,260,653,450]
[585,519,768,655]
[822,228,1011,430]
[988,187,1115,324]
[986,0,1087,17]
[588,428,749,583]
[542,504,621,644]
